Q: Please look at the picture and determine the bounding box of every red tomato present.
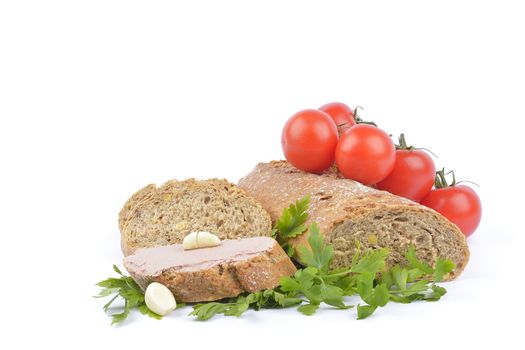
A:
[421,185,482,237]
[281,109,339,173]
[319,102,356,133]
[335,124,395,185]
[376,149,436,201]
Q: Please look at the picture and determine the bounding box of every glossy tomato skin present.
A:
[319,102,356,132]
[376,149,436,201]
[335,124,396,185]
[421,185,482,237]
[281,109,339,173]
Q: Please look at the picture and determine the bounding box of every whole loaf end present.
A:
[238,161,470,280]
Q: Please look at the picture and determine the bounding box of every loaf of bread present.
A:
[119,179,272,256]
[123,237,297,302]
[238,161,469,280]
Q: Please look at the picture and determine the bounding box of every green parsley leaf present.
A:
[298,223,333,272]
[320,284,346,308]
[391,265,408,291]
[224,301,250,317]
[280,266,318,296]
[404,280,432,295]
[111,302,130,325]
[284,245,295,257]
[274,195,310,239]
[113,264,125,276]
[190,302,230,321]
[406,293,426,302]
[351,248,389,275]
[405,246,433,275]
[357,304,378,319]
[303,284,323,305]
[263,290,302,308]
[96,277,131,289]
[279,276,302,294]
[102,294,119,312]
[433,258,456,282]
[298,303,319,316]
[388,294,410,303]
[95,287,120,298]
[356,271,374,304]
[425,284,447,301]
[373,283,389,307]
[333,274,357,296]
[407,267,426,281]
[272,195,311,257]
[380,270,394,289]
[138,304,163,320]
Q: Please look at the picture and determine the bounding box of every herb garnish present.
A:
[271,195,310,257]
[94,265,186,325]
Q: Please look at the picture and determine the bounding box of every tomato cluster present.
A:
[281,102,481,238]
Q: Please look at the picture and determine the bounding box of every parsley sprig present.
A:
[271,195,310,257]
[94,265,185,325]
[189,290,303,320]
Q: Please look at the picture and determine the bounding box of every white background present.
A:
[1,1,524,349]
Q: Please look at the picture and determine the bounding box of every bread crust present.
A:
[238,161,470,280]
[119,178,272,256]
[124,239,297,302]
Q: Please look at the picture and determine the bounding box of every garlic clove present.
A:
[182,231,221,250]
[196,231,221,248]
[144,282,177,316]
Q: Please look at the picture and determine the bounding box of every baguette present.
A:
[238,161,469,280]
[119,178,272,256]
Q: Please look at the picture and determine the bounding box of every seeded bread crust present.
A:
[124,239,297,302]
[119,178,272,256]
[238,161,470,280]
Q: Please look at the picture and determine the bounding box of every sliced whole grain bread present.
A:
[123,237,296,302]
[238,161,470,280]
[119,179,272,256]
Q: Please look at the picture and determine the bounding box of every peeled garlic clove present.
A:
[145,282,176,316]
[182,232,200,250]
[182,231,221,250]
[196,231,221,248]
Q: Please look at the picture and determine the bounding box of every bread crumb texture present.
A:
[119,178,272,256]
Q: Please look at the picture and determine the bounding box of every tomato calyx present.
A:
[353,106,377,127]
[434,168,479,189]
[434,168,457,189]
[333,106,377,132]
[395,133,438,158]
[395,133,414,151]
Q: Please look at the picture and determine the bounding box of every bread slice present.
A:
[238,161,470,280]
[123,237,297,302]
[119,179,272,256]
